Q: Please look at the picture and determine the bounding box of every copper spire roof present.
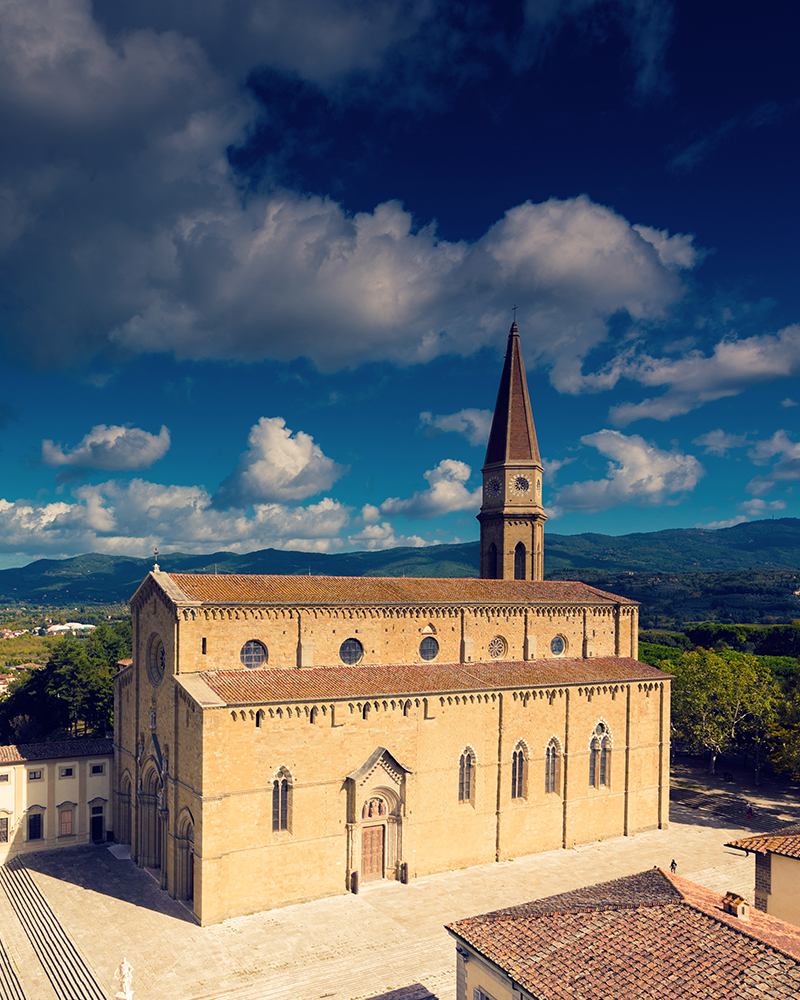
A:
[483,321,541,467]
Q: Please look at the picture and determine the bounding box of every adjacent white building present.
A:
[0,738,113,862]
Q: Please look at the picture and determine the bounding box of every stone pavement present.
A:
[0,763,797,1000]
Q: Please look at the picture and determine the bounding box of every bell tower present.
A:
[478,321,546,580]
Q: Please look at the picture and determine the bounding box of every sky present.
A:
[1,0,799,569]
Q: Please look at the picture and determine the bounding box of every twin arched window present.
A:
[589,723,611,788]
[545,739,559,794]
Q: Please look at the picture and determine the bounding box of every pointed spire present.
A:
[483,322,541,467]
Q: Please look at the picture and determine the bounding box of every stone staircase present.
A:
[0,857,107,999]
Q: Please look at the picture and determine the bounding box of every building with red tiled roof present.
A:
[728,823,800,926]
[447,868,800,1000]
[113,322,671,925]
[0,738,113,862]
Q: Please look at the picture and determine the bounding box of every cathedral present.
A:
[113,323,670,925]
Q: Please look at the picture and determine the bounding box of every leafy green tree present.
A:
[670,650,772,774]
[768,692,800,781]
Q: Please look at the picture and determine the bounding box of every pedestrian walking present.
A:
[670,859,677,874]
[746,802,753,820]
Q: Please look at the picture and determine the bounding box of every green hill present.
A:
[1,519,799,622]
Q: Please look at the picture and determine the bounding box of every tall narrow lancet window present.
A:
[272,769,291,831]
[511,744,526,799]
[545,739,559,794]
[514,542,526,580]
[487,543,498,580]
[458,750,474,803]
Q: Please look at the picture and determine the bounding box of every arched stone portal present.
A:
[176,811,195,902]
[345,747,410,887]
[139,765,162,870]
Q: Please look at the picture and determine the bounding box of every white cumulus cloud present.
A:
[379,459,481,520]
[0,480,353,559]
[746,430,800,496]
[419,409,492,446]
[553,429,704,513]
[213,417,348,508]
[692,429,748,456]
[736,498,787,516]
[42,424,171,470]
[611,324,800,425]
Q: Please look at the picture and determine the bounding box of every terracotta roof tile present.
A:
[197,656,666,705]
[727,823,800,859]
[447,869,800,999]
[158,573,634,607]
[0,738,113,765]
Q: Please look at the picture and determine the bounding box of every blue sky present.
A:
[1,0,799,568]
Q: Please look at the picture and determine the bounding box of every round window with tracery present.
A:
[550,635,567,656]
[340,638,364,665]
[419,636,439,661]
[240,640,267,668]
[488,635,507,659]
[147,635,166,687]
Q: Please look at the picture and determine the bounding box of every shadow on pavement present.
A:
[367,987,438,1000]
[21,843,198,925]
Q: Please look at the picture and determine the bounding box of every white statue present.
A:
[149,706,156,729]
[113,957,134,1000]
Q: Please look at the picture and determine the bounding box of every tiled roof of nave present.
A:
[161,573,635,606]
[197,656,666,705]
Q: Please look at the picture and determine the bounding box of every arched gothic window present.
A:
[589,723,611,788]
[458,749,474,803]
[487,543,498,580]
[514,542,526,580]
[545,739,559,794]
[272,770,292,831]
[511,744,526,799]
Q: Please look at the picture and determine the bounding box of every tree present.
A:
[670,649,772,774]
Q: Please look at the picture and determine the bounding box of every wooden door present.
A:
[361,825,385,880]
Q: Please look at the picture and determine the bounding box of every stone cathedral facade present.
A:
[113,323,671,926]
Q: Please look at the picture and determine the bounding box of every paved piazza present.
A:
[0,766,797,1000]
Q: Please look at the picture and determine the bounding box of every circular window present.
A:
[488,635,507,659]
[419,636,439,661]
[240,640,267,668]
[339,638,364,665]
[550,635,567,656]
[147,635,166,686]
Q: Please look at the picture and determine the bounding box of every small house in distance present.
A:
[728,823,800,926]
[446,868,800,999]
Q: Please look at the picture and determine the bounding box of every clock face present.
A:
[511,475,530,495]
[485,477,502,499]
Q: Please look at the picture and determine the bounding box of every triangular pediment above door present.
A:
[347,746,411,789]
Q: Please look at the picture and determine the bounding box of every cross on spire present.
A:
[512,304,517,321]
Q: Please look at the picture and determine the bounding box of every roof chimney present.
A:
[722,891,750,919]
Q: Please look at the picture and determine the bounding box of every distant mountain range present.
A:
[1,518,799,607]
